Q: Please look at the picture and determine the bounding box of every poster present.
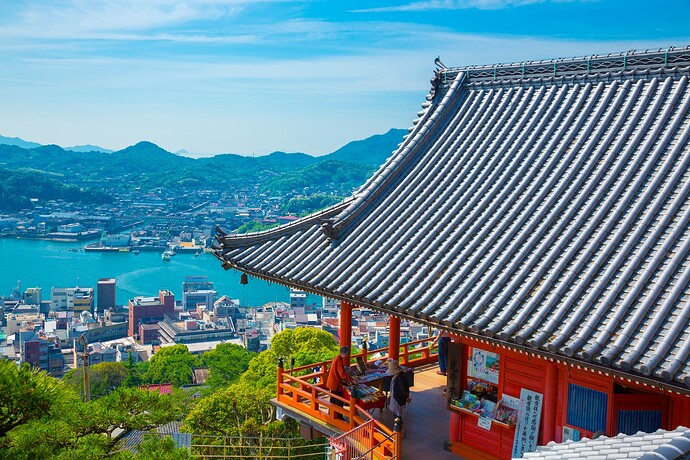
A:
[469,348,500,384]
[512,389,543,458]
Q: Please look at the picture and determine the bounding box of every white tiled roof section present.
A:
[215,46,690,389]
[520,427,690,460]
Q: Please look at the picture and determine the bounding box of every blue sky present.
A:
[1,0,689,157]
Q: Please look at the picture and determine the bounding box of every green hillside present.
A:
[0,167,113,212]
[0,129,405,198]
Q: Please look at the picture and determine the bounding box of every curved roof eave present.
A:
[214,47,690,394]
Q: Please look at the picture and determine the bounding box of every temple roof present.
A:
[215,46,690,390]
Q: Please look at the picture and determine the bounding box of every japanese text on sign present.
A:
[512,389,543,458]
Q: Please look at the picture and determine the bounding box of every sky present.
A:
[1,0,689,157]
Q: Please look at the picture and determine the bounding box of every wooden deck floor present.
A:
[374,364,465,460]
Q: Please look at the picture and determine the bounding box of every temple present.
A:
[214,46,690,459]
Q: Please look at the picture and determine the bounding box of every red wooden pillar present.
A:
[339,302,353,353]
[541,362,558,445]
[389,315,401,361]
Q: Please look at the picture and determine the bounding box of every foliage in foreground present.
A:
[0,360,185,460]
[63,361,128,399]
[184,327,339,435]
[0,327,337,458]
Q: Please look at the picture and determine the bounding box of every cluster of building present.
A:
[1,274,430,379]
[0,181,322,250]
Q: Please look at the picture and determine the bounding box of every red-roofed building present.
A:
[140,383,173,395]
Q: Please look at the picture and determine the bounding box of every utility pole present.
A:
[77,333,90,402]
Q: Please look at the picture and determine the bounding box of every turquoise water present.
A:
[0,238,320,307]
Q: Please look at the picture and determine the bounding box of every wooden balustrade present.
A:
[276,339,436,459]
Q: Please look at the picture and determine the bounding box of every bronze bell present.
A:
[240,273,249,285]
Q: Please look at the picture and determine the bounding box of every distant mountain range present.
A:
[0,135,114,153]
[0,129,407,211]
[0,135,43,150]
[65,144,114,154]
[0,129,405,160]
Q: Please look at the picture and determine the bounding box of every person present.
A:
[327,346,354,420]
[387,360,411,418]
[432,329,451,375]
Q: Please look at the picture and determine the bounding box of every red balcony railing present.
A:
[276,337,438,460]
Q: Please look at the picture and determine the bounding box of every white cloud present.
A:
[353,0,548,13]
[0,0,302,40]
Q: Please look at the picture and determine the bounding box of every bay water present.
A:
[0,238,321,308]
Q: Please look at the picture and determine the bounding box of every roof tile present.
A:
[216,46,690,390]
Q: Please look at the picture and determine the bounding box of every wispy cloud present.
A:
[353,0,547,13]
[0,0,303,40]
[1,0,687,155]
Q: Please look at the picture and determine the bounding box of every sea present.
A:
[0,238,321,308]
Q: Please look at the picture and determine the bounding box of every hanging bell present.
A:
[240,273,249,285]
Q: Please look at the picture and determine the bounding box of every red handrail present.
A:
[277,340,437,459]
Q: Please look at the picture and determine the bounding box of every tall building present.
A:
[97,278,117,311]
[290,289,307,310]
[24,287,42,305]
[18,331,65,378]
[182,289,215,311]
[182,275,213,292]
[128,290,175,339]
[51,287,94,313]
[182,276,215,311]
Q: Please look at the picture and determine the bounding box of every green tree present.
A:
[123,353,143,387]
[63,361,128,398]
[281,194,343,215]
[270,327,340,367]
[10,388,182,458]
[202,343,254,391]
[236,220,280,234]
[1,380,184,460]
[126,436,191,460]
[0,360,75,438]
[184,380,275,435]
[184,328,339,438]
[144,344,200,387]
[238,349,279,392]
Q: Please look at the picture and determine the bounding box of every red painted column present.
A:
[339,302,353,353]
[389,315,401,361]
[449,411,461,443]
[541,362,558,445]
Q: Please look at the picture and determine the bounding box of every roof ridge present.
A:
[323,70,467,240]
[444,45,690,83]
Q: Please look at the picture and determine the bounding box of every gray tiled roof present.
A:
[215,46,690,390]
[520,427,690,460]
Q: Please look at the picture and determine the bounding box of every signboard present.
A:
[512,389,543,458]
[478,416,493,431]
[501,394,521,411]
[469,348,500,384]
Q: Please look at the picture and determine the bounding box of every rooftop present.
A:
[215,45,690,393]
[523,427,690,460]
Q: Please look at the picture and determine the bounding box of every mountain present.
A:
[255,151,318,170]
[323,128,407,165]
[65,144,113,153]
[0,166,113,212]
[261,160,374,195]
[0,135,42,149]
[0,135,113,153]
[0,129,405,192]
